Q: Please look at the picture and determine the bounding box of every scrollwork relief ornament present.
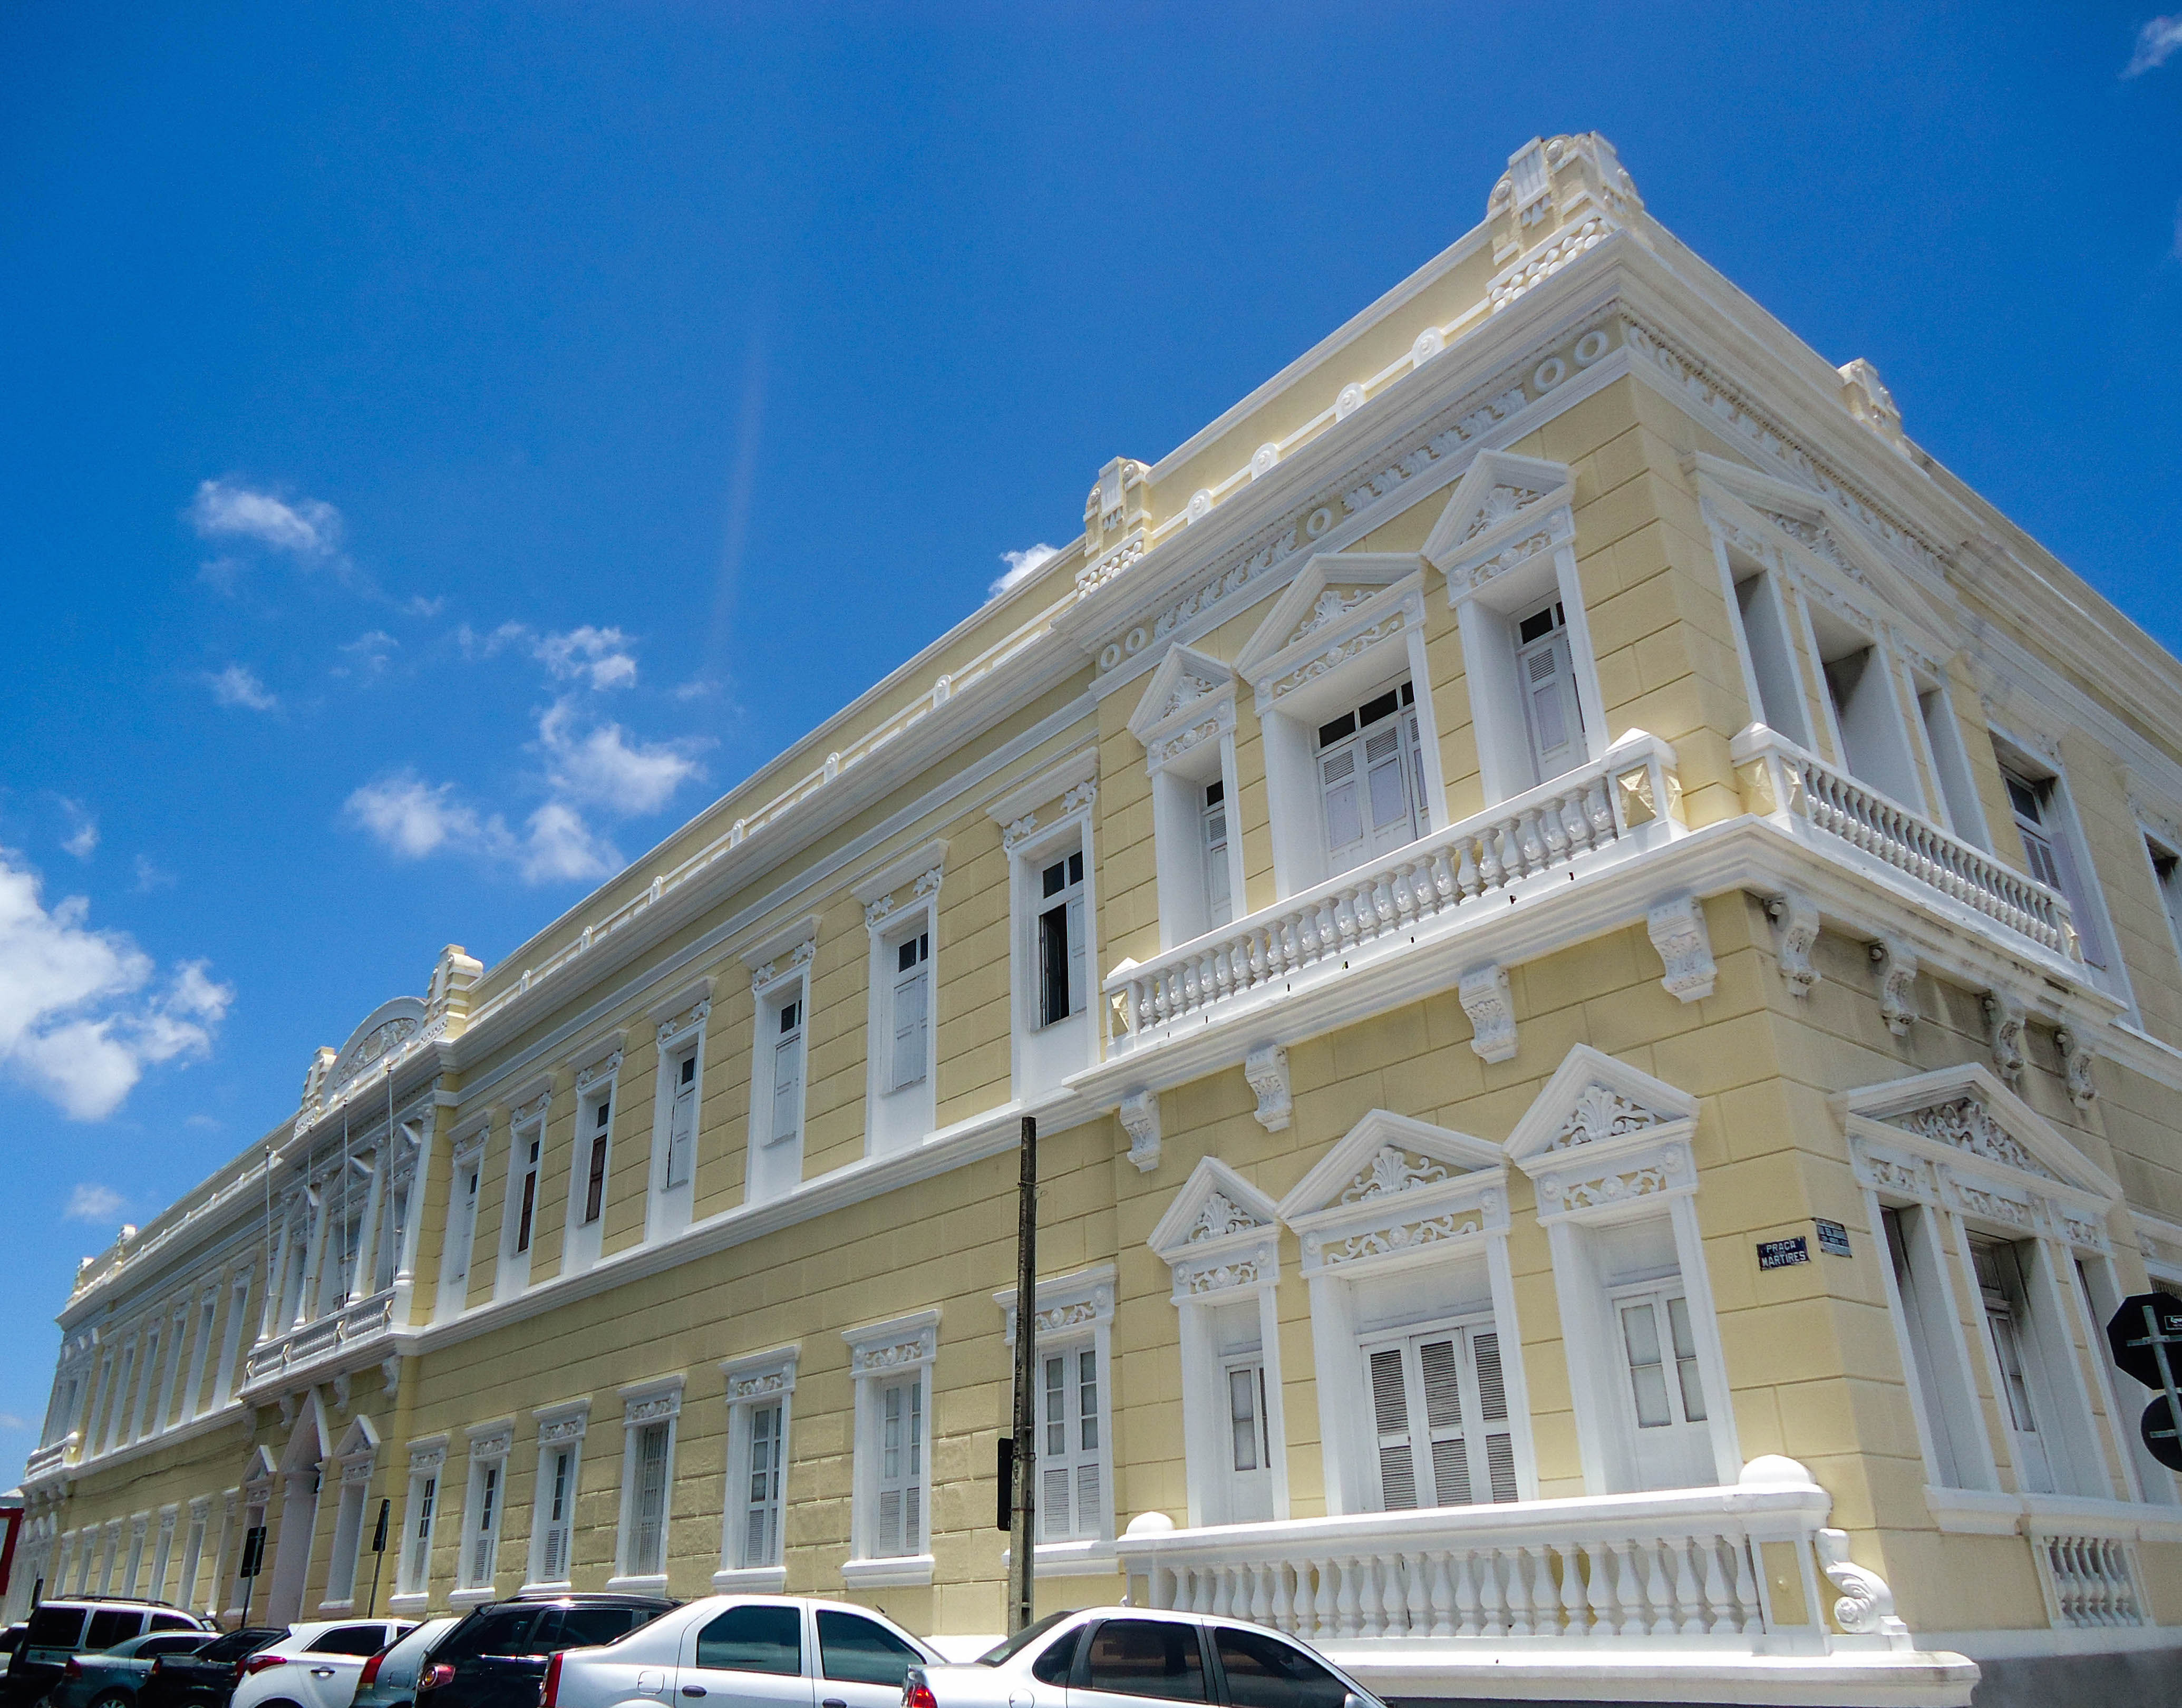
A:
[1646,894,1715,1002]
[2054,1026,2098,1109]
[575,1050,622,1091]
[1984,992,2028,1083]
[1459,963,1517,1062]
[1890,1096,2054,1180]
[1873,939,1918,1036]
[1340,1147,1452,1204]
[1189,1190,1264,1243]
[1553,1083,1671,1150]
[1767,891,1820,996]
[1815,1528,1909,1643]
[1243,1044,1291,1132]
[1119,1089,1162,1174]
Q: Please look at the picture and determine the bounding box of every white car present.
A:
[229,1620,415,1708]
[541,1596,939,1708]
[903,1608,1379,1708]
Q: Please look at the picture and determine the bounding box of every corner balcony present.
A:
[241,1287,399,1392]
[1731,723,2078,964]
[1105,732,1683,1053]
[1116,1459,1978,1706]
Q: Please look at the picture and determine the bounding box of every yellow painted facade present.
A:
[20,133,2182,1704]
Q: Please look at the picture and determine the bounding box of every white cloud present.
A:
[403,594,447,618]
[59,801,98,861]
[0,1413,28,1432]
[517,802,622,884]
[539,699,706,816]
[206,664,278,712]
[990,542,1060,599]
[188,479,341,557]
[132,855,174,894]
[64,1183,125,1224]
[0,853,234,1120]
[336,630,399,679]
[2127,14,2182,73]
[535,625,639,690]
[345,771,497,860]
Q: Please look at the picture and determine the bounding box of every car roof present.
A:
[37,1599,196,1614]
[492,1595,675,1609]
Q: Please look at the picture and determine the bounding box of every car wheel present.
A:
[90,1693,134,1708]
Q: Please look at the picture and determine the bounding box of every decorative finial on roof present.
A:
[1837,358,1912,458]
[1485,133,1643,315]
[1078,457,1156,593]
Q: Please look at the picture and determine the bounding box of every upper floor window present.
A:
[1366,1322,1517,1511]
[1037,850,1087,1028]
[889,931,930,1092]
[664,1052,697,1190]
[1729,564,1814,747]
[1200,781,1233,930]
[513,1133,541,1254]
[771,997,806,1144]
[2000,759,2108,968]
[1040,1342,1103,1543]
[583,1093,613,1225]
[649,1005,707,1240]
[1315,681,1426,877]
[746,963,810,1206]
[441,1152,482,1315]
[2147,834,2182,977]
[1514,604,1584,785]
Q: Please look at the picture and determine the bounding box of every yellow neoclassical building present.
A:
[20,133,2182,1705]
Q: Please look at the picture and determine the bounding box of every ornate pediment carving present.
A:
[1884,1096,2055,1181]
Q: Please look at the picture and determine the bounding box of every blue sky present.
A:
[2,3,2178,1474]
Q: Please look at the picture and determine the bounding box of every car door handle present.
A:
[681,1690,706,1699]
[311,1670,338,1678]
[823,1699,848,1706]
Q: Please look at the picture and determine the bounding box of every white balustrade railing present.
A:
[1117,1462,1884,1649]
[1106,732,1681,1049]
[243,1288,397,1388]
[1731,724,2078,961]
[2034,1532,2146,1628]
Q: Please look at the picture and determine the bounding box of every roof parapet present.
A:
[1486,132,1645,315]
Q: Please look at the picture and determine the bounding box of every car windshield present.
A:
[976,1612,1078,1667]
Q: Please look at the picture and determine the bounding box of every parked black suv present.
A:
[413,1597,674,1708]
[134,1628,288,1708]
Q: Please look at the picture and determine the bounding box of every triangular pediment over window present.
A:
[1127,645,1237,768]
[1276,1109,1504,1221]
[1232,552,1424,706]
[1421,450,1574,590]
[1504,1043,1699,1164]
[1148,1156,1279,1259]
[331,1413,380,1464]
[1841,1063,2119,1201]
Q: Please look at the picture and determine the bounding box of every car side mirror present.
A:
[1342,1694,1372,1708]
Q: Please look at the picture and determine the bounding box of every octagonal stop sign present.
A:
[2107,1291,2182,1390]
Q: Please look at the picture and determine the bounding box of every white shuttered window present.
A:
[741,1402,784,1568]
[538,1447,575,1582]
[875,1377,923,1557]
[1040,1345,1103,1541]
[1515,602,1583,784]
[890,931,930,1091]
[629,1422,671,1576]
[1366,1324,1517,1510]
[1316,682,1427,876]
[770,998,805,1146]
[467,1462,501,1587]
[664,1054,697,1188]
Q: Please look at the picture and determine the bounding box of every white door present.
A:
[1515,602,1583,784]
[1221,1357,1273,1522]
[1972,1238,2053,1493]
[1364,1324,1518,1509]
[1614,1287,1713,1489]
[678,1603,813,1708]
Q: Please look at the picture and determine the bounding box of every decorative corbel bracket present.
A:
[1766,891,1820,996]
[1119,1089,1162,1173]
[1815,1527,1911,1647]
[1873,939,1919,1037]
[1646,895,1715,1002]
[2054,1026,2098,1109]
[1984,990,2028,1083]
[1243,1045,1292,1132]
[1458,963,1518,1062]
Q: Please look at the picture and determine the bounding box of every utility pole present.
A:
[1007,1115,1037,1634]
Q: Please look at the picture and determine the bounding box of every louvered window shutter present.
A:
[541,1449,571,1580]
[1037,1346,1103,1541]
[891,946,928,1091]
[770,1007,803,1145]
[742,1403,782,1567]
[1405,709,1431,833]
[876,1377,923,1557]
[1418,1337,1472,1506]
[1519,629,1580,782]
[1321,746,1364,866]
[1066,895,1087,1018]
[1363,723,1414,855]
[1370,1347,1418,1510]
[665,1060,696,1188]
[631,1423,669,1575]
[1202,792,1231,928]
[1471,1331,1520,1503]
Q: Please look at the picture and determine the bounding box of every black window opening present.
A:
[1037,849,1087,1028]
[583,1096,612,1225]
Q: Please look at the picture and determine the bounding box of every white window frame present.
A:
[438,1130,487,1322]
[1991,725,2125,991]
[1004,806,1099,1099]
[213,1274,250,1408]
[564,1049,622,1278]
[1424,456,1603,810]
[123,1514,148,1598]
[648,994,710,1241]
[1847,1066,2138,1523]
[1128,655,1247,949]
[130,1323,162,1444]
[153,1301,189,1437]
[178,1498,209,1616]
[1148,1161,1292,1528]
[499,1097,548,1299]
[716,1346,798,1591]
[452,1422,513,1606]
[743,952,812,1208]
[2139,824,2182,981]
[391,1436,447,1608]
[996,1265,1117,1573]
[1875,1201,1996,1495]
[841,1309,939,1588]
[526,1401,589,1591]
[149,1506,178,1602]
[847,843,946,1158]
[611,1375,683,1591]
[1236,554,1450,897]
[320,1416,379,1613]
[1276,1112,1539,1516]
[1708,520,1819,752]
[1507,1046,1739,1496]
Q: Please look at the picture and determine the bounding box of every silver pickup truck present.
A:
[903,1608,1380,1708]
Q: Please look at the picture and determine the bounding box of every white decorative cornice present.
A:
[618,1374,685,1425]
[1231,553,1425,712]
[574,1049,623,1091]
[534,1399,590,1443]
[984,747,1100,830]
[749,937,816,995]
[1243,1043,1291,1132]
[1149,1157,1281,1301]
[1422,450,1576,597]
[995,1261,1117,1347]
[1118,1088,1162,1173]
[851,837,952,924]
[721,1345,799,1403]
[843,1308,939,1375]
[464,1420,515,1461]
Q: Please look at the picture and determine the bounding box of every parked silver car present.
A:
[904,1609,1379,1708]
[351,1619,461,1708]
[540,1596,937,1708]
